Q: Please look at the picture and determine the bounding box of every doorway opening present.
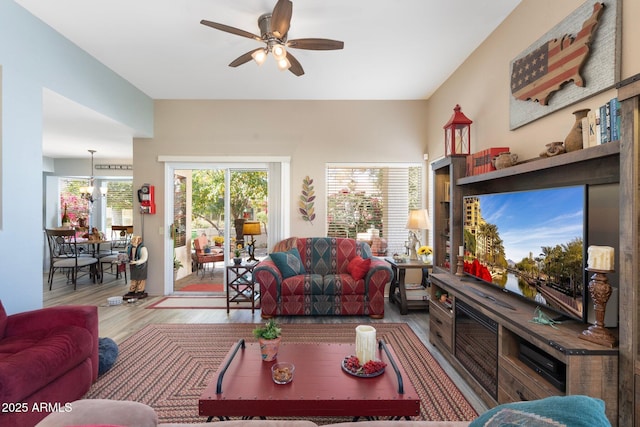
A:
[172,168,268,292]
[163,158,289,296]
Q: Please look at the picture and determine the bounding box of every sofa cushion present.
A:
[347,256,371,280]
[272,236,298,253]
[324,274,365,295]
[271,248,305,278]
[0,325,94,402]
[281,274,324,296]
[35,399,158,427]
[468,395,609,427]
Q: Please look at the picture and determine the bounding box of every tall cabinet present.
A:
[432,156,466,274]
[617,73,640,427]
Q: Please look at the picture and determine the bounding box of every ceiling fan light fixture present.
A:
[251,48,268,65]
[272,44,287,61]
[277,56,291,71]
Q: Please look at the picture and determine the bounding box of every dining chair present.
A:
[193,235,224,278]
[99,225,133,283]
[110,225,133,251]
[45,228,99,290]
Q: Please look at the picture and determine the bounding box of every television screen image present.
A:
[463,186,586,321]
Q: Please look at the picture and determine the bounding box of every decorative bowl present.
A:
[107,296,123,306]
[271,362,295,384]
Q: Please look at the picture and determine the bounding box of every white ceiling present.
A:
[17,0,522,159]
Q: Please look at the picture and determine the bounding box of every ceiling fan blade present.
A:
[200,20,262,41]
[287,38,344,50]
[271,0,293,38]
[286,51,304,76]
[229,48,265,67]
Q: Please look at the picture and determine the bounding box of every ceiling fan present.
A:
[200,0,344,76]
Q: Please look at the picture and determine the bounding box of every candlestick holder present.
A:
[579,268,617,348]
[455,255,464,276]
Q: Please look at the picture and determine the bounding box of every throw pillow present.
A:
[469,395,610,427]
[270,248,305,279]
[98,337,119,376]
[347,256,371,280]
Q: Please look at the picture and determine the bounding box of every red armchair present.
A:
[0,301,98,427]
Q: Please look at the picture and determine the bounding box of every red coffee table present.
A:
[199,340,420,421]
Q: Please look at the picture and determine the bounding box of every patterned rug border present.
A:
[87,323,477,424]
[177,283,224,292]
[147,296,259,310]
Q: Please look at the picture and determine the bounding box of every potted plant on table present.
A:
[253,319,282,361]
[233,245,243,265]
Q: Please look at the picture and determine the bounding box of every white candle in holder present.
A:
[355,325,377,364]
[587,246,615,271]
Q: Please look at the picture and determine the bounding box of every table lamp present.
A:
[242,221,262,262]
[405,209,431,260]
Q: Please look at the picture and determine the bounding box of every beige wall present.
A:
[425,0,639,161]
[134,100,429,295]
[134,0,638,296]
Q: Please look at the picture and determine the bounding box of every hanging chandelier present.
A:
[80,149,107,204]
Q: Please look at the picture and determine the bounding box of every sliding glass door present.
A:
[173,168,268,291]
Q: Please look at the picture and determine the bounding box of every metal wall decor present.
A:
[299,175,315,225]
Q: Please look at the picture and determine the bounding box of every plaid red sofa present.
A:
[254,237,393,318]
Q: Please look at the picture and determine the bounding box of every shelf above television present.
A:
[457,141,620,192]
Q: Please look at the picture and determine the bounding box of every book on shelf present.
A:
[610,97,620,142]
[599,103,610,144]
[593,97,621,145]
[586,110,598,147]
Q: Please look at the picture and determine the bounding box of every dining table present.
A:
[73,238,112,281]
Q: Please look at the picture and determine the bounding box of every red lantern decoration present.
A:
[443,104,472,156]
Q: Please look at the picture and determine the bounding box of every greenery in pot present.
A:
[173,255,183,270]
[234,246,242,258]
[253,319,281,340]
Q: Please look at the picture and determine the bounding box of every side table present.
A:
[226,262,259,314]
[385,258,431,314]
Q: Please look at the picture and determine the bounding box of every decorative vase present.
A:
[564,108,590,152]
[492,152,518,169]
[258,337,281,361]
[540,141,566,158]
[421,254,433,264]
[233,257,242,265]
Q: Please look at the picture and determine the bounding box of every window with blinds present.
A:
[105,180,134,234]
[326,165,422,255]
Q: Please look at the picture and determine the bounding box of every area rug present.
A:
[178,283,224,292]
[84,323,477,424]
[147,296,259,310]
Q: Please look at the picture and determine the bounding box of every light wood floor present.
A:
[43,270,488,414]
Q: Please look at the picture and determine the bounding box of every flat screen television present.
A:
[462,185,586,322]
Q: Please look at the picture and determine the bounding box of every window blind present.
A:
[326,165,422,255]
[105,180,134,236]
